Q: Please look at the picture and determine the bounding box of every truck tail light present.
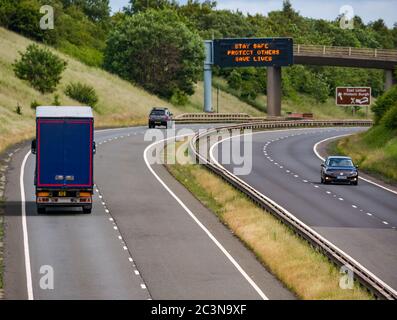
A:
[79,192,91,197]
[37,192,50,197]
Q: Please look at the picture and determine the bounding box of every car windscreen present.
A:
[328,158,354,167]
[150,110,166,115]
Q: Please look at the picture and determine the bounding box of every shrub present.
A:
[30,100,41,109]
[52,94,61,106]
[372,85,397,124]
[13,44,67,93]
[170,88,188,106]
[65,82,98,107]
[381,103,397,129]
[15,102,22,115]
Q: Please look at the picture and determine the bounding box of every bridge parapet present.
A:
[294,44,397,61]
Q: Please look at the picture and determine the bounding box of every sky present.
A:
[109,0,397,27]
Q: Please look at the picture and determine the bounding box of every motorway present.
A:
[212,127,397,290]
[2,124,293,300]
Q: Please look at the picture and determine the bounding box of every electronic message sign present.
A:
[213,38,293,68]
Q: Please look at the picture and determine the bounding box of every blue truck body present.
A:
[33,106,95,214]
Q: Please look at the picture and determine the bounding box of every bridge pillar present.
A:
[385,69,397,91]
[204,40,213,113]
[267,66,282,117]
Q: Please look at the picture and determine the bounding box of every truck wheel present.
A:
[83,207,92,214]
[37,206,46,214]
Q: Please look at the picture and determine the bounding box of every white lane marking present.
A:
[134,270,140,275]
[144,136,269,300]
[303,180,308,183]
[128,257,133,262]
[383,221,389,225]
[313,134,397,196]
[20,151,34,300]
[210,130,397,295]
[338,197,344,201]
[352,205,357,208]
[140,284,146,289]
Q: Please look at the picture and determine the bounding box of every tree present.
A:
[104,9,204,99]
[13,44,67,93]
[1,0,46,41]
[61,0,111,22]
[124,0,178,14]
[372,85,397,124]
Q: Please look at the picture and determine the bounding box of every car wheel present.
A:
[352,181,358,186]
[37,206,46,214]
[83,207,92,214]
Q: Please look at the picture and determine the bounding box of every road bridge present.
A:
[267,44,397,116]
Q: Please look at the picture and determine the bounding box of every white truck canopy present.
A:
[36,106,93,118]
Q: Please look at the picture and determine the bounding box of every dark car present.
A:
[320,156,359,185]
[148,107,173,128]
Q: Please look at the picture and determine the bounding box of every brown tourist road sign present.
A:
[336,87,371,106]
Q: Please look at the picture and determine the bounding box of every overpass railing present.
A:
[294,44,397,60]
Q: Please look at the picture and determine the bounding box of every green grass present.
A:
[0,197,4,293]
[213,76,370,119]
[165,141,372,300]
[332,125,397,183]
[0,27,262,154]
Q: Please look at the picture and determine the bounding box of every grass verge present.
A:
[0,191,4,297]
[329,125,397,184]
[164,141,372,300]
[212,76,370,119]
[0,27,264,155]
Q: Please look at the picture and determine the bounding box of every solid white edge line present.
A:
[17,126,141,301]
[20,151,34,300]
[313,134,397,196]
[209,128,397,295]
[143,134,269,300]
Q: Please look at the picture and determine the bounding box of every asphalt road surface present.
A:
[213,127,397,290]
[3,124,293,300]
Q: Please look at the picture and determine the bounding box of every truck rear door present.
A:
[37,120,64,187]
[37,119,93,188]
[63,120,92,187]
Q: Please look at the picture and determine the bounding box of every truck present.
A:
[31,106,96,214]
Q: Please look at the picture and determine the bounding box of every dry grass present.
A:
[166,142,372,300]
[188,81,264,116]
[0,27,262,154]
[332,126,397,183]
